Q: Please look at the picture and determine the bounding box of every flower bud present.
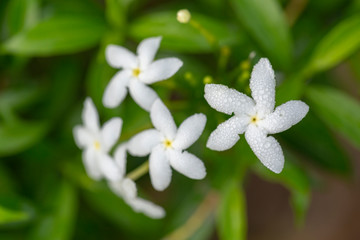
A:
[177,9,191,23]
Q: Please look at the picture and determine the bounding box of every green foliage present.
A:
[0,0,359,239]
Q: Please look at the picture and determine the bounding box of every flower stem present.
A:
[164,190,220,240]
[126,161,149,181]
[189,19,217,48]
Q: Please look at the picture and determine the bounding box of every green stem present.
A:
[126,161,149,181]
[189,19,218,48]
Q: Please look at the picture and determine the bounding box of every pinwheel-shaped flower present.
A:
[205,58,309,173]
[73,98,122,181]
[103,37,183,111]
[108,145,165,219]
[127,99,207,191]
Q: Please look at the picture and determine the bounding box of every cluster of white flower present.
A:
[73,37,207,218]
[73,36,309,218]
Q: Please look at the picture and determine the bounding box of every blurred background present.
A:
[0,0,360,239]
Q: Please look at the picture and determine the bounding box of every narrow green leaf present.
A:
[105,0,134,29]
[217,180,246,240]
[4,0,39,36]
[306,86,360,149]
[0,121,48,157]
[129,11,240,53]
[0,205,29,225]
[2,15,107,56]
[28,180,77,240]
[306,15,360,73]
[230,0,292,69]
[0,87,43,111]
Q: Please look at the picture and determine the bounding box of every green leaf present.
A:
[0,86,43,111]
[28,180,77,240]
[2,15,107,56]
[129,11,240,53]
[4,0,39,36]
[230,0,292,69]
[281,112,351,175]
[253,154,311,224]
[0,205,30,225]
[306,15,360,73]
[217,179,246,240]
[105,0,134,29]
[0,120,48,157]
[306,86,360,149]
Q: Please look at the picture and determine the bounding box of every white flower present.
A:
[108,144,165,219]
[127,99,207,191]
[73,98,122,181]
[103,36,183,111]
[204,58,309,173]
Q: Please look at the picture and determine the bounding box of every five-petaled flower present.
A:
[108,144,165,219]
[204,58,309,173]
[127,99,207,191]
[103,37,183,111]
[73,98,122,181]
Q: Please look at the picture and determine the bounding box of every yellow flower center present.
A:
[163,139,173,149]
[132,68,141,77]
[94,141,101,150]
[250,115,258,124]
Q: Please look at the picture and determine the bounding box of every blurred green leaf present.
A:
[2,15,107,56]
[230,0,292,69]
[282,112,351,175]
[28,180,77,240]
[0,205,30,225]
[0,121,48,157]
[4,0,39,37]
[276,74,307,105]
[306,86,360,150]
[217,179,246,240]
[105,0,134,29]
[253,154,311,224]
[0,87,43,111]
[129,11,240,53]
[306,15,360,73]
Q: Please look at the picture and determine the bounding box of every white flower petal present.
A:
[206,116,249,151]
[137,36,162,69]
[128,197,165,219]
[99,153,121,181]
[168,150,206,180]
[106,44,138,69]
[103,70,131,108]
[73,126,93,148]
[249,58,276,115]
[173,113,207,150]
[204,84,255,116]
[128,79,159,111]
[139,58,183,84]
[82,98,100,132]
[245,125,284,174]
[150,99,177,139]
[108,178,137,199]
[82,148,101,180]
[114,143,128,178]
[101,117,122,152]
[149,145,172,191]
[127,129,161,157]
[260,100,309,134]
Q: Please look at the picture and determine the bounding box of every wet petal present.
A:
[128,79,159,111]
[245,125,284,173]
[168,150,206,179]
[103,70,131,108]
[149,145,172,191]
[260,100,309,134]
[173,113,206,150]
[206,116,249,151]
[249,58,276,115]
[140,58,183,84]
[127,129,161,157]
[204,84,255,116]
[150,99,177,139]
[106,44,137,69]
